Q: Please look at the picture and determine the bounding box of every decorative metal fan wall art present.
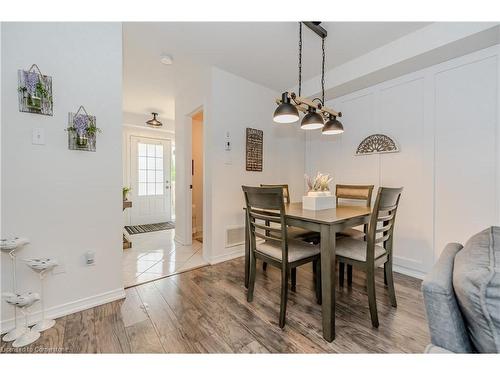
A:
[356,134,399,156]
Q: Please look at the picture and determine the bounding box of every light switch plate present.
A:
[32,128,45,145]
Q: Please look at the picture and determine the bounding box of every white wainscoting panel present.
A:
[434,55,498,256]
[378,77,433,273]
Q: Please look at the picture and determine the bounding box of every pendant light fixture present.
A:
[273,22,344,135]
[273,92,299,123]
[146,112,162,127]
[301,107,324,130]
[322,114,344,135]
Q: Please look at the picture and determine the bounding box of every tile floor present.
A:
[122,229,207,287]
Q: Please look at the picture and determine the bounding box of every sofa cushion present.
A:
[453,226,500,353]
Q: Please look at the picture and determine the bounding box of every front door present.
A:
[130,136,172,225]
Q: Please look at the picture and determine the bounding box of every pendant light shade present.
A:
[273,93,299,123]
[322,115,344,135]
[146,112,162,127]
[301,107,324,130]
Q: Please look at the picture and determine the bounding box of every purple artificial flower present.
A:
[24,71,39,95]
[73,114,89,135]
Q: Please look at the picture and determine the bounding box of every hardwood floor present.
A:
[0,257,429,353]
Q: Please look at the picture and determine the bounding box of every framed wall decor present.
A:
[355,134,399,155]
[66,106,100,152]
[17,64,53,116]
[246,127,263,172]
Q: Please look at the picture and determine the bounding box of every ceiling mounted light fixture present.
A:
[273,22,344,135]
[160,55,173,65]
[146,112,162,127]
[322,114,344,135]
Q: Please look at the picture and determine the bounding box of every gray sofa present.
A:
[421,226,500,353]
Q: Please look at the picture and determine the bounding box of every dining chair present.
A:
[260,184,320,291]
[336,184,374,287]
[334,186,403,328]
[242,186,322,328]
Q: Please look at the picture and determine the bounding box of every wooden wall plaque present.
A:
[246,127,263,172]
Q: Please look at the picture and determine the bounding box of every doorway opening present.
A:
[191,110,204,243]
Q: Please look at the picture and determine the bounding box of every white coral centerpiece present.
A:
[305,172,333,196]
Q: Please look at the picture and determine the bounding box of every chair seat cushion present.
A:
[453,226,500,353]
[256,239,320,263]
[335,237,386,262]
[338,227,366,240]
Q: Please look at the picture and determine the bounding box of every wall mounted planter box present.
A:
[17,64,53,116]
[302,194,336,210]
[66,106,99,152]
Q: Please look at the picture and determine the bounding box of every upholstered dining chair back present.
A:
[336,184,374,207]
[366,187,403,262]
[260,184,290,204]
[242,186,288,260]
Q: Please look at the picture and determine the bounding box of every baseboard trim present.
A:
[208,245,245,265]
[392,264,426,280]
[0,288,126,334]
[174,234,192,246]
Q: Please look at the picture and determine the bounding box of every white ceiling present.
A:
[123,22,431,121]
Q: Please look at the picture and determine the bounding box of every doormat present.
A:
[125,222,175,235]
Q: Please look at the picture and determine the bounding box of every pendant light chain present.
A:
[298,22,302,97]
[321,36,325,106]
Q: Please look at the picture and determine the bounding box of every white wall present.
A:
[204,67,306,263]
[174,61,210,246]
[1,23,123,331]
[306,45,500,278]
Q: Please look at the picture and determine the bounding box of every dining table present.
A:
[244,202,372,342]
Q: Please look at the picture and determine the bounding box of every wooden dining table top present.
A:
[283,203,372,225]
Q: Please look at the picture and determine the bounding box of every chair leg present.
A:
[291,268,297,292]
[279,266,289,328]
[339,262,345,287]
[366,267,379,328]
[263,262,267,271]
[247,253,257,302]
[383,264,388,285]
[312,260,317,276]
[315,258,322,305]
[385,261,397,307]
[347,264,353,286]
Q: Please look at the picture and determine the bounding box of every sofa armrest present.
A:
[422,243,473,353]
